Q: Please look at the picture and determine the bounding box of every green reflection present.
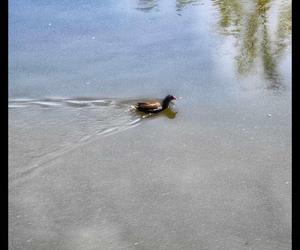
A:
[135,0,291,88]
[176,0,202,12]
[261,10,280,88]
[136,0,203,13]
[136,0,159,12]
[211,0,243,35]
[213,0,291,88]
[163,108,177,119]
[235,11,259,75]
[275,3,292,58]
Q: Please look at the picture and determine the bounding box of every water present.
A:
[9,0,291,249]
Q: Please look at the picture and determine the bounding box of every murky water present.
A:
[9,0,291,249]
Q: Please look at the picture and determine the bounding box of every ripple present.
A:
[9,97,142,184]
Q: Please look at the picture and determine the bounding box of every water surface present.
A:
[9,0,291,249]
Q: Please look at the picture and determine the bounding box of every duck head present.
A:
[162,95,177,109]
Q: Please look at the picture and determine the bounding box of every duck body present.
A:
[136,101,163,113]
[136,95,176,113]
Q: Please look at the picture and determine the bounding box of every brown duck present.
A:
[136,95,177,113]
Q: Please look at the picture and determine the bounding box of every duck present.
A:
[136,95,177,113]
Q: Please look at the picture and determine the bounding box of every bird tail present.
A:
[129,104,137,111]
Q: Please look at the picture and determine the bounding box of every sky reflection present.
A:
[9,0,291,99]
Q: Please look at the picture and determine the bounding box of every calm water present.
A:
[9,0,291,249]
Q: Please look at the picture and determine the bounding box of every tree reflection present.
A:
[135,0,291,89]
[136,0,158,12]
[211,0,243,36]
[261,7,280,88]
[176,0,202,12]
[275,3,291,58]
[211,0,291,88]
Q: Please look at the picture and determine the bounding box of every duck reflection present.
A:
[135,107,177,120]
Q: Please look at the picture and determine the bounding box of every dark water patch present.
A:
[136,0,159,12]
[176,0,203,12]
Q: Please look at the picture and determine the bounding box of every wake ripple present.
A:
[9,97,142,184]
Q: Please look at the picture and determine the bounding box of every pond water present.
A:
[9,0,291,249]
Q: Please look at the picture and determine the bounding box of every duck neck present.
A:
[162,99,171,110]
